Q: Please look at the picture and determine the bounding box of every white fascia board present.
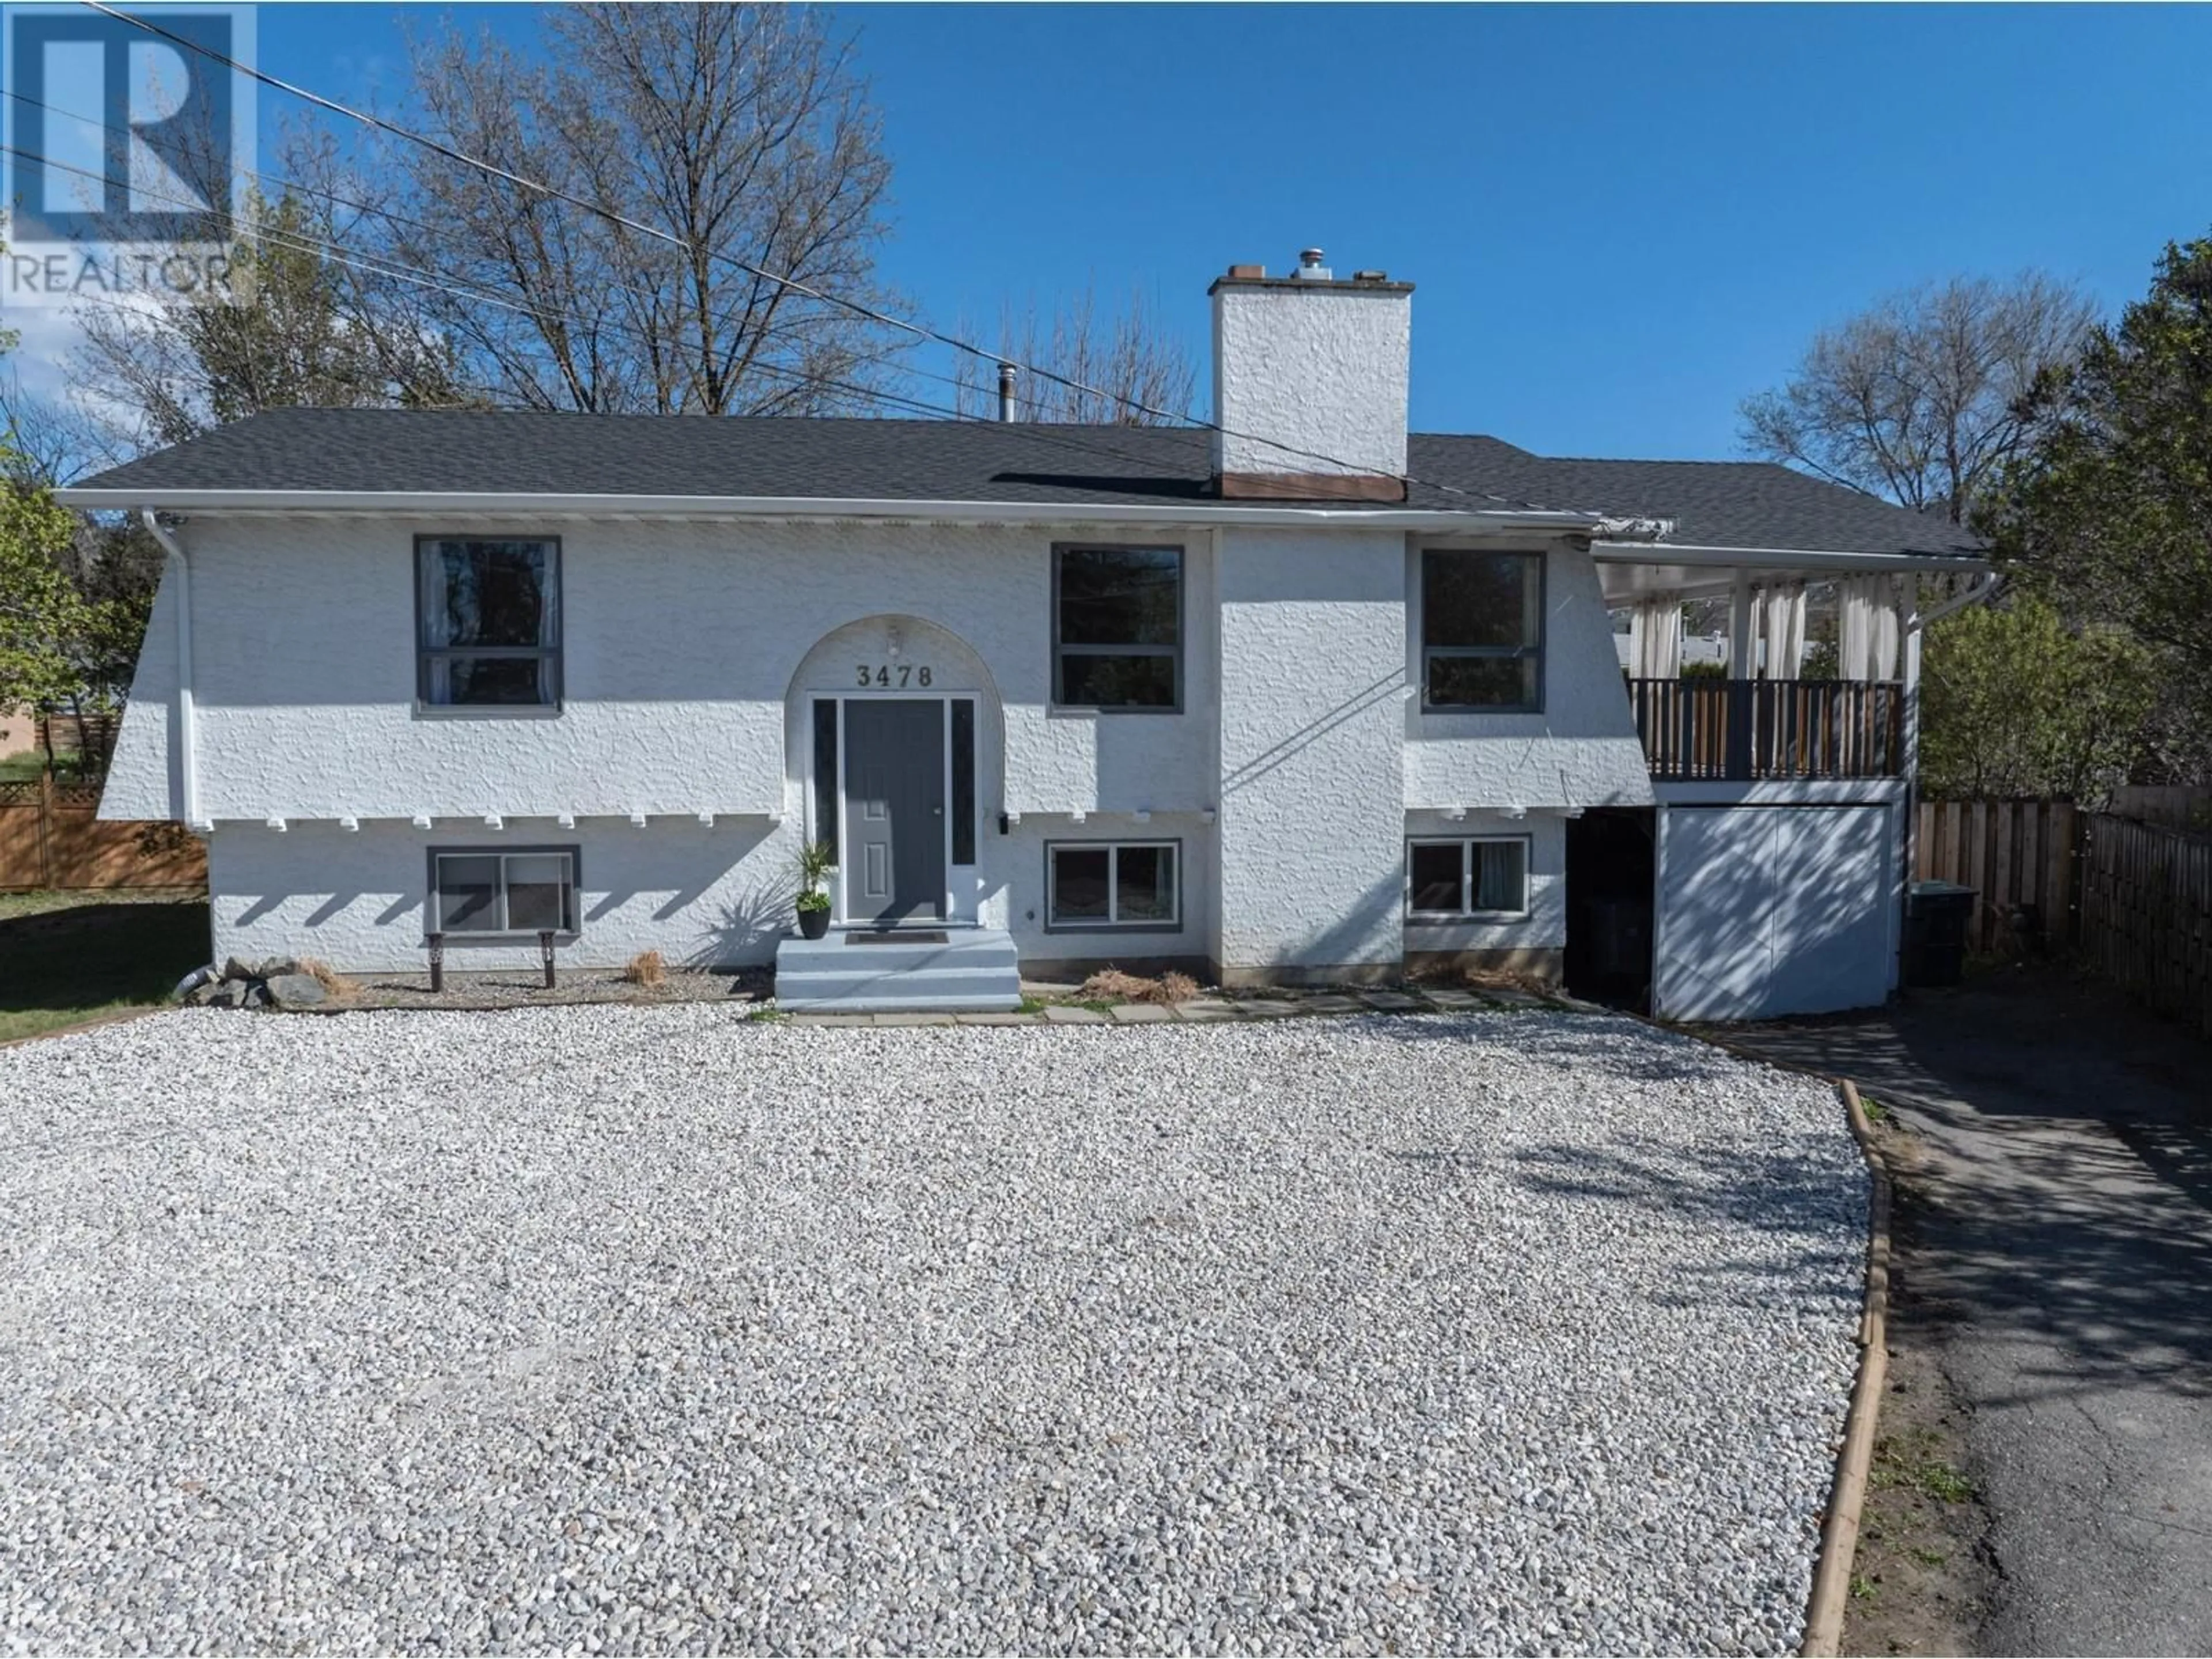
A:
[1589,539,1990,574]
[59,487,1604,535]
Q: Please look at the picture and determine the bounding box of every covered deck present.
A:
[1592,541,1994,783]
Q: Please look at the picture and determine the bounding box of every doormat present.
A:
[845,931,949,945]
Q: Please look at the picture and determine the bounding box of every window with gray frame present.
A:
[1422,550,1543,711]
[418,536,562,706]
[811,699,839,865]
[430,848,579,935]
[1407,838,1529,918]
[1047,840,1180,929]
[951,699,976,866]
[1052,545,1181,710]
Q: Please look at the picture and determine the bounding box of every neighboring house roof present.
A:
[65,407,1983,560]
[1412,435,1979,559]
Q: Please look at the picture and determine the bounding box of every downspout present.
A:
[140,510,207,835]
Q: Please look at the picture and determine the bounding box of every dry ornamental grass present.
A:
[622,949,668,988]
[1077,968,1198,1005]
[301,960,354,999]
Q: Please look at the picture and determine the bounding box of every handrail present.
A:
[1627,677,1906,781]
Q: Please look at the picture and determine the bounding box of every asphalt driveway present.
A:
[0,1005,1863,1655]
[1730,965,2212,1656]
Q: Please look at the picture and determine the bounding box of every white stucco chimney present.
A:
[1209,251,1412,501]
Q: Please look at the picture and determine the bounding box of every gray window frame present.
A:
[1405,835,1532,921]
[1044,838,1184,933]
[1050,543,1184,714]
[1420,548,1546,714]
[426,844,582,939]
[415,533,564,711]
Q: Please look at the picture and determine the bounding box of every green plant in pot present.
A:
[796,839,835,940]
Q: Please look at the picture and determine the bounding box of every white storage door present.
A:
[1656,805,1895,1021]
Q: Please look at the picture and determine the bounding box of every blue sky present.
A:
[71,5,2212,456]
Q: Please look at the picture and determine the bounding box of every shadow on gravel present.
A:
[1360,1014,1726,1082]
[1508,1138,1863,1310]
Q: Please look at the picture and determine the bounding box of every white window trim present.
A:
[1406,835,1532,921]
[1046,838,1183,931]
[428,846,581,938]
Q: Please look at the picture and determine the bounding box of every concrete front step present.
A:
[774,927,1024,1014]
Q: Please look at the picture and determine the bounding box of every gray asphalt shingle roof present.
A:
[69,407,1981,559]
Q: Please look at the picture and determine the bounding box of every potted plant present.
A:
[795,839,835,940]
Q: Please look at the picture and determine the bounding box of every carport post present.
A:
[1898,586,1925,987]
[1726,570,1756,779]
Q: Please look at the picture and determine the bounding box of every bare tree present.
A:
[0,375,111,487]
[381,4,900,415]
[1741,273,2097,522]
[955,284,1196,424]
[65,181,472,456]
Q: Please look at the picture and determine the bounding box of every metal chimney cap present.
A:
[1298,247,1325,267]
[1293,247,1333,280]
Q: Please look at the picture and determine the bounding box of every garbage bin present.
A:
[1906,880,1976,987]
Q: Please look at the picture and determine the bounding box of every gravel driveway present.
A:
[1,1007,1864,1656]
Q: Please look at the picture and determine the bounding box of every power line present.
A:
[8,137,1303,498]
[81,0,1551,510]
[2,82,1230,457]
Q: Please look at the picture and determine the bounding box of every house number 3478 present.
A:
[857,663,931,687]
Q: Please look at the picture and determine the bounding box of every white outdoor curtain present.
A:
[1838,575,1902,681]
[1754,581,1808,679]
[1628,593,1682,679]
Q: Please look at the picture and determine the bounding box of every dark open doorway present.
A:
[1565,807,1656,1011]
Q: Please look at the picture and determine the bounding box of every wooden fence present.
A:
[0,775,206,891]
[2108,785,2212,833]
[1912,798,2080,955]
[1915,796,2211,1037]
[2077,813,2212,1040]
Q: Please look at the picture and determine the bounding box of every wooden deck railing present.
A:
[1627,677,1906,781]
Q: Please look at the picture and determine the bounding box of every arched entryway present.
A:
[784,616,1004,928]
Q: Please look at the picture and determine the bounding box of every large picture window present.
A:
[430,848,579,935]
[1052,545,1181,710]
[1047,841,1180,929]
[1407,838,1529,919]
[418,536,562,707]
[1422,549,1543,711]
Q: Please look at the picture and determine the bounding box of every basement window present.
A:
[430,847,579,935]
[1052,545,1182,710]
[1422,549,1543,711]
[1047,840,1180,930]
[418,536,562,707]
[1407,838,1529,919]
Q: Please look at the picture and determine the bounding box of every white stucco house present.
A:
[63,250,1988,1017]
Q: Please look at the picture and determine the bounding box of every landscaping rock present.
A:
[0,1007,1865,1656]
[262,974,328,1010]
[254,957,303,981]
[202,983,243,1010]
[220,956,256,984]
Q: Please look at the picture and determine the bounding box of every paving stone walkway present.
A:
[785,984,1588,1027]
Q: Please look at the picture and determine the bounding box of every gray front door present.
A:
[844,699,946,925]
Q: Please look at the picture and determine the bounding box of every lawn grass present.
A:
[0,889,210,1043]
[0,751,92,784]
